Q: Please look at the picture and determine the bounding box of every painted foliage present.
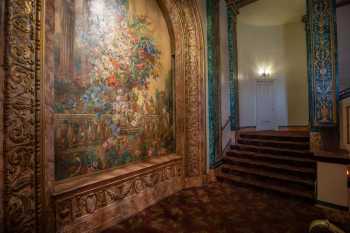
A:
[54,0,174,180]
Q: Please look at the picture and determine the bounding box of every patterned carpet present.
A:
[102,183,350,233]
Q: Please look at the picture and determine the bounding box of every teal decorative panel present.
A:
[226,4,239,131]
[207,0,220,167]
[307,0,338,127]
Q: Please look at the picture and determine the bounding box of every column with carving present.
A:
[306,0,338,150]
[4,0,44,232]
[0,0,5,232]
[226,0,239,131]
[207,0,221,167]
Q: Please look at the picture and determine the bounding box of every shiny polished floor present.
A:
[103,182,350,233]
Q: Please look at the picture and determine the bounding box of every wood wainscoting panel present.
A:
[340,99,350,151]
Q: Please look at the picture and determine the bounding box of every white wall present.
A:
[237,21,309,128]
[337,5,350,91]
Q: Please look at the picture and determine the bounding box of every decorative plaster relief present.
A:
[54,160,183,233]
[307,0,338,127]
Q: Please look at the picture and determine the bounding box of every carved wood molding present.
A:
[4,0,43,232]
[160,0,205,178]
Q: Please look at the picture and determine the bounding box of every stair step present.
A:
[237,138,309,150]
[239,132,309,143]
[223,156,315,177]
[221,164,314,186]
[231,144,312,157]
[218,173,314,199]
[227,150,315,167]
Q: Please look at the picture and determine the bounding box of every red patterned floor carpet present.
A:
[102,183,350,233]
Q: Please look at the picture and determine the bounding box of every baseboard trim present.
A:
[238,126,309,131]
[239,126,256,131]
[278,125,309,130]
[316,200,349,211]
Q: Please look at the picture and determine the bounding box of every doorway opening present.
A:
[237,0,309,132]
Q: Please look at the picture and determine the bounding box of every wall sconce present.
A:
[258,67,272,79]
[260,71,271,79]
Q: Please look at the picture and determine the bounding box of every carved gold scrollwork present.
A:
[4,0,41,232]
[54,163,181,231]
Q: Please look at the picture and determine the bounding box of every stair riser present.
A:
[237,139,309,150]
[217,176,314,200]
[231,145,313,157]
[223,159,316,179]
[221,168,314,190]
[239,134,309,143]
[223,131,316,200]
[226,152,316,168]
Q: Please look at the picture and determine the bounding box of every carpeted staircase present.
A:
[218,131,316,200]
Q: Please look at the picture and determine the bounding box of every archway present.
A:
[206,0,339,168]
[3,0,206,232]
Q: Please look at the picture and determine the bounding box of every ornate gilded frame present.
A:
[3,0,206,232]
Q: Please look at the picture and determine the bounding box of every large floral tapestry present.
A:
[54,0,174,180]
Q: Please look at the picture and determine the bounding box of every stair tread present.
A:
[224,156,315,174]
[238,138,309,146]
[219,173,314,199]
[232,144,311,154]
[228,149,315,163]
[221,164,314,186]
[239,131,309,138]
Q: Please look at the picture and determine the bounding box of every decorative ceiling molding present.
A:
[236,0,259,8]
